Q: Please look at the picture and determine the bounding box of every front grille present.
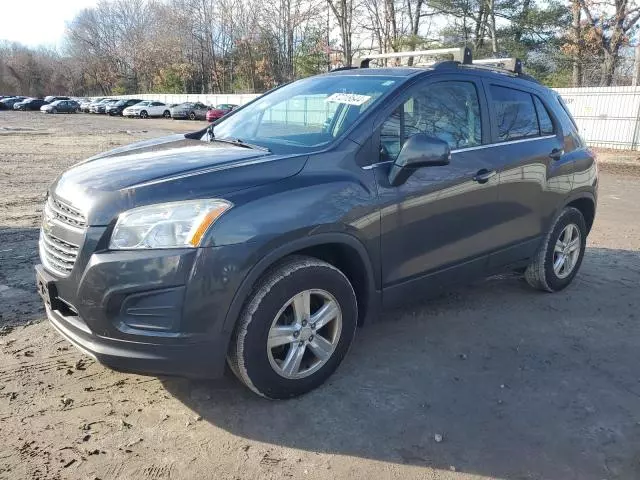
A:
[40,196,87,277]
[39,229,80,277]
[47,197,87,228]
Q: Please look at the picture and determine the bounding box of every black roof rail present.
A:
[357,47,472,68]
[330,66,359,72]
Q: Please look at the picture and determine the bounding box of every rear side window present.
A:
[490,85,538,141]
[533,96,553,135]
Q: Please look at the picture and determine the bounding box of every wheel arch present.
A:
[222,233,379,335]
[564,193,596,234]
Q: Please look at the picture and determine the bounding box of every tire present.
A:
[189,112,196,120]
[228,256,358,399]
[140,110,148,119]
[163,110,171,118]
[51,108,57,114]
[525,206,587,292]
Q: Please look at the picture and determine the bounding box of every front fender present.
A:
[220,231,379,334]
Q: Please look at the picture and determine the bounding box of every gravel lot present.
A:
[1,111,639,480]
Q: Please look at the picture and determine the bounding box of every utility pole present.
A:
[633,43,640,87]
[327,0,331,72]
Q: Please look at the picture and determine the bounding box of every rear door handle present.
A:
[473,169,497,184]
[549,148,564,160]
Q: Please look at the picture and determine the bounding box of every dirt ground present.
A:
[1,111,639,480]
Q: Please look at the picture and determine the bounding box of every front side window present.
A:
[380,81,482,160]
[209,75,399,153]
[490,85,539,141]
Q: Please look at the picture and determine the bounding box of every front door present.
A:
[374,76,506,306]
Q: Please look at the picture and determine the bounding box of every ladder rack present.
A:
[355,47,525,78]
[358,47,472,68]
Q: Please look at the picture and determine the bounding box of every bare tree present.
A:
[577,0,640,86]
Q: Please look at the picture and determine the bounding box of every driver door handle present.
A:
[473,169,497,184]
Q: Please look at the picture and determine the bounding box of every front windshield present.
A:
[206,75,400,153]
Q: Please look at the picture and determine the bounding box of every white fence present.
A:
[117,87,640,151]
[118,93,260,106]
[555,86,640,150]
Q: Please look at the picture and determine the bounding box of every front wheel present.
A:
[228,256,357,399]
[140,110,148,119]
[525,206,587,292]
[51,108,57,114]
[189,112,196,120]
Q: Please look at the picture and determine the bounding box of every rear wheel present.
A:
[163,110,171,118]
[228,256,357,399]
[525,207,587,292]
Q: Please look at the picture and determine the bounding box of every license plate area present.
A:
[36,267,61,311]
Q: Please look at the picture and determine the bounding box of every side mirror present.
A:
[388,134,450,186]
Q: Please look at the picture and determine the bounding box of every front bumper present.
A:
[35,237,255,378]
[43,296,228,378]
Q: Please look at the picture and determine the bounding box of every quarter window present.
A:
[490,85,539,141]
[380,81,482,161]
[533,96,554,135]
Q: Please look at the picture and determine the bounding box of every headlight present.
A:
[109,199,232,249]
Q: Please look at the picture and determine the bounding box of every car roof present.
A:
[323,67,422,78]
[322,63,550,95]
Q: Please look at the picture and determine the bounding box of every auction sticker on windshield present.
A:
[325,93,372,106]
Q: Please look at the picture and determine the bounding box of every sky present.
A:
[1,0,98,48]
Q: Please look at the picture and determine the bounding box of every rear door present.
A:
[195,103,208,118]
[375,74,506,304]
[481,81,566,269]
[150,102,164,116]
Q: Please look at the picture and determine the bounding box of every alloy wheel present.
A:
[267,289,342,379]
[553,223,581,279]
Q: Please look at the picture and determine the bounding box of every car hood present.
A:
[51,134,307,225]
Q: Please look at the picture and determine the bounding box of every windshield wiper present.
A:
[206,123,269,152]
[213,136,270,152]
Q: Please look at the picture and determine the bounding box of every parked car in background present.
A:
[91,99,118,114]
[13,98,49,111]
[122,100,171,118]
[106,99,142,116]
[206,104,238,122]
[87,98,112,113]
[81,98,103,113]
[41,99,80,114]
[0,96,27,109]
[44,96,70,103]
[171,102,210,120]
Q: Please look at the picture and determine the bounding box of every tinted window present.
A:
[380,81,482,160]
[490,85,538,141]
[533,96,553,135]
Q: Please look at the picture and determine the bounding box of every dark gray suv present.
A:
[36,49,597,398]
